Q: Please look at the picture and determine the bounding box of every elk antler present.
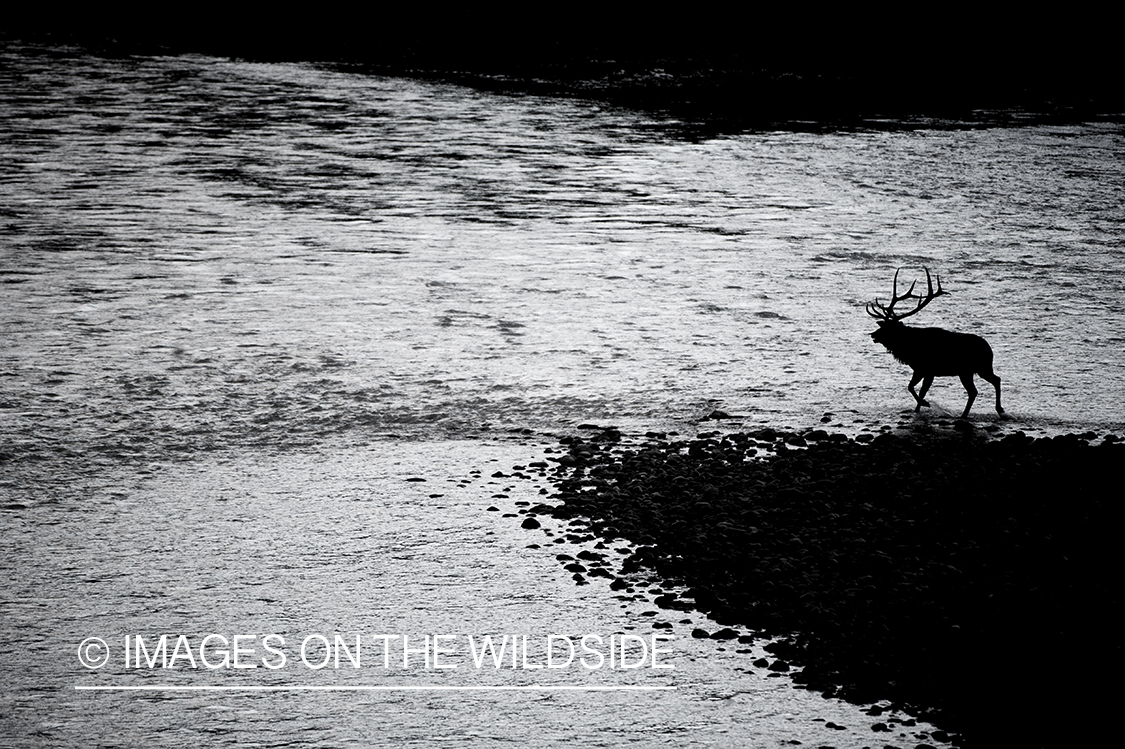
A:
[866,267,949,321]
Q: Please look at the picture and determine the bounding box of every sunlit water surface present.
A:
[2,42,1122,747]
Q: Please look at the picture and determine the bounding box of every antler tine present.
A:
[869,268,918,320]
[893,266,950,321]
[921,267,940,298]
[929,268,948,299]
[892,268,918,303]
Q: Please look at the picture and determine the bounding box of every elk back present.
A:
[871,323,994,376]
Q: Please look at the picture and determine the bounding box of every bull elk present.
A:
[866,268,1003,418]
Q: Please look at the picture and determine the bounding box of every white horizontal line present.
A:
[75,685,675,692]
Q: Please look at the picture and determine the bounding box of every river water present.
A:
[1,41,1122,747]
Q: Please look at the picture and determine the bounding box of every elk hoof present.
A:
[996,406,1006,414]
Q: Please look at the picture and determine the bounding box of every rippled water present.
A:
[3,44,1122,472]
[2,41,1123,746]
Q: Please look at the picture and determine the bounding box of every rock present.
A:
[710,627,740,640]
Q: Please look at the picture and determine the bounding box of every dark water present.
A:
[2,41,1122,747]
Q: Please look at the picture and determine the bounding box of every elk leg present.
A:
[980,371,1004,414]
[958,373,978,418]
[917,376,934,408]
[908,372,931,410]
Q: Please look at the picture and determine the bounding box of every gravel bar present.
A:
[526,424,1121,747]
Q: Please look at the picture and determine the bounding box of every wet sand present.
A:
[509,421,1122,747]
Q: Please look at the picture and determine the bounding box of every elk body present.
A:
[867,268,1003,418]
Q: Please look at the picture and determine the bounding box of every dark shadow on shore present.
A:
[535,424,1121,747]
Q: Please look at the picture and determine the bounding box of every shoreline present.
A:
[4,28,1122,131]
[4,422,1117,746]
[4,439,948,749]
[513,422,1122,746]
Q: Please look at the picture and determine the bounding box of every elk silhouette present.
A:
[867,268,1003,418]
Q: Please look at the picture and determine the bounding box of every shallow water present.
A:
[2,44,1122,475]
[1,441,948,748]
[1,40,1122,746]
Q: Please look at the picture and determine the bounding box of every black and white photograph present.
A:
[2,16,1121,748]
